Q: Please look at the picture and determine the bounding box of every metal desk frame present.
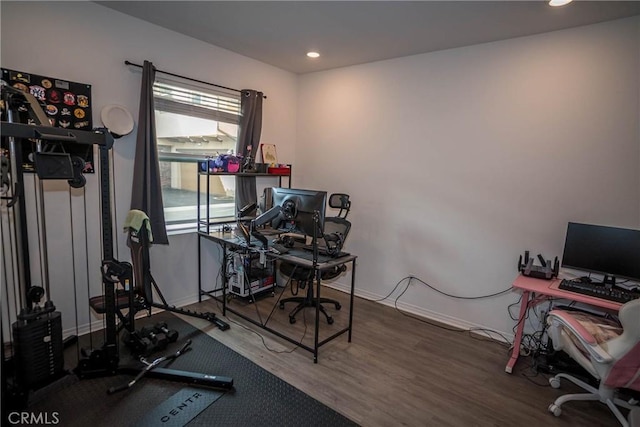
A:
[507,274,622,374]
[198,230,357,362]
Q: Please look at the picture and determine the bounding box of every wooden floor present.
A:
[180,284,623,427]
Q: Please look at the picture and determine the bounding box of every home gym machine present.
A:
[1,86,231,418]
[1,85,116,414]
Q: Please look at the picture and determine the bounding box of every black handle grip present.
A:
[107,383,129,395]
[176,339,192,356]
[214,317,230,331]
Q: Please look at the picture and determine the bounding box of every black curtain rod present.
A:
[124,60,266,98]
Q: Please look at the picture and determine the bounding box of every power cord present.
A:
[223,314,305,355]
[409,275,513,300]
[207,253,308,355]
[367,275,514,345]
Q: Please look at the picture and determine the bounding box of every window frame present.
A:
[153,78,241,233]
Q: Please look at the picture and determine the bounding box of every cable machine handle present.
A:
[34,130,77,142]
[0,183,21,207]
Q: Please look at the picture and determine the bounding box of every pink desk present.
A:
[506,275,622,373]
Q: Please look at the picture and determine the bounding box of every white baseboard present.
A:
[65,287,514,346]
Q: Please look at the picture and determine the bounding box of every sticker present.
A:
[77,95,89,108]
[63,92,75,105]
[48,90,61,103]
[59,120,71,128]
[74,108,85,119]
[29,85,46,101]
[74,121,89,129]
[12,83,28,92]
[10,71,30,83]
[48,118,56,126]
[60,107,71,116]
[41,79,52,89]
[45,105,58,116]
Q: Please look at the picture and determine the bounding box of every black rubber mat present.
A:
[26,312,357,427]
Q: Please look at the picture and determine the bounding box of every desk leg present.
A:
[506,290,530,374]
[198,236,203,302]
[314,269,321,363]
[348,260,356,342]
[221,244,227,317]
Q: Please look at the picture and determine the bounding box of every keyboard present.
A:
[269,243,289,255]
[302,245,349,258]
[558,279,640,304]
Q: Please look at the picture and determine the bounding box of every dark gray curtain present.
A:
[130,60,169,244]
[235,89,264,212]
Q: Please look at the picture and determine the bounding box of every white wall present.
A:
[0,1,298,333]
[297,16,640,336]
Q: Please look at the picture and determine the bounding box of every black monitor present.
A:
[271,187,327,238]
[561,222,640,287]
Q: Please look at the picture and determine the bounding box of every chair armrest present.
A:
[548,309,614,364]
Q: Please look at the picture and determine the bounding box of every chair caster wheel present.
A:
[327,317,334,325]
[548,403,561,417]
[335,303,341,310]
[549,377,561,389]
[289,317,296,324]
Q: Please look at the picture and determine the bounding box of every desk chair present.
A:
[546,298,640,426]
[279,194,351,325]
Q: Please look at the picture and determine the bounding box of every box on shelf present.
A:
[199,155,240,173]
[267,166,290,175]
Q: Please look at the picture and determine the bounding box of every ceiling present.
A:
[98,1,640,74]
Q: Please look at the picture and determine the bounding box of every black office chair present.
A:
[279,194,351,325]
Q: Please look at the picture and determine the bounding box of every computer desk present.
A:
[506,274,623,374]
[197,229,357,363]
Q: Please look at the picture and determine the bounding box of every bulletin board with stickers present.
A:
[1,68,94,173]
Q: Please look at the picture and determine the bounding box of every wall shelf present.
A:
[196,164,292,235]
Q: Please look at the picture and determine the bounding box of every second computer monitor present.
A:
[562,222,640,286]
[271,187,327,237]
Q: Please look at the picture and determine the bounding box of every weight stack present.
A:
[12,311,64,389]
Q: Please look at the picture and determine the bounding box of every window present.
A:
[153,79,240,231]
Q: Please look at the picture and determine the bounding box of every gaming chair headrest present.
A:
[328,193,350,218]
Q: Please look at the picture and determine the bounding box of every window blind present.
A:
[153,81,240,124]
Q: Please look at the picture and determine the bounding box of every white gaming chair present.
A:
[546,298,640,426]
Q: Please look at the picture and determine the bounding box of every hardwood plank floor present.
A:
[180,284,625,426]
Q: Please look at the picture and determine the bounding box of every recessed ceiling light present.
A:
[549,0,572,6]
[306,52,320,58]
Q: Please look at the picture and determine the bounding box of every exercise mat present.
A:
[26,311,357,427]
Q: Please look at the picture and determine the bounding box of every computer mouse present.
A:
[282,236,295,248]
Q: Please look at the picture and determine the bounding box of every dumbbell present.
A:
[154,322,179,343]
[140,326,169,350]
[122,330,152,356]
